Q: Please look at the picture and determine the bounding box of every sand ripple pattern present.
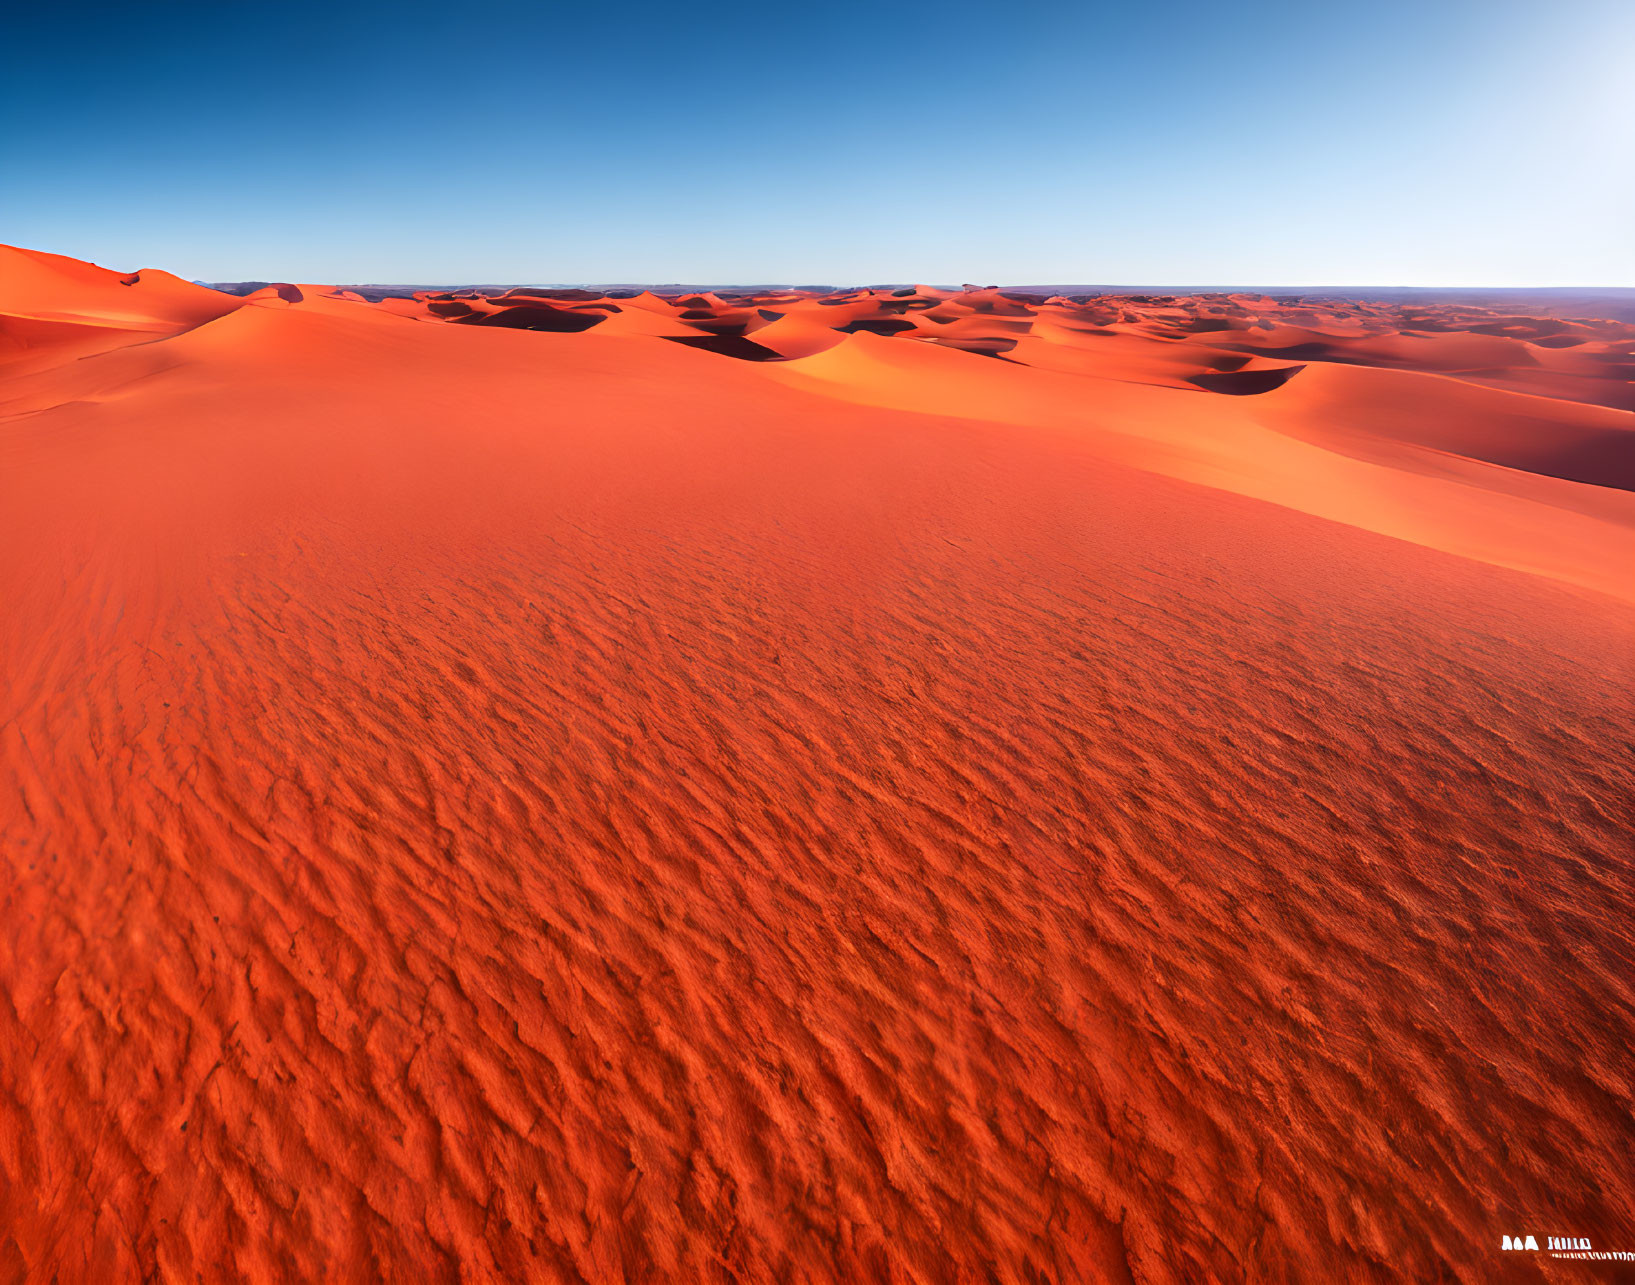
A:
[0,268,1632,1282]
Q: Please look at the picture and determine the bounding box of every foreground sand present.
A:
[1,247,1632,1283]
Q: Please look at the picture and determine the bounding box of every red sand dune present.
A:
[1,251,1632,1283]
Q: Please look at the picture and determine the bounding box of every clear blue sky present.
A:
[4,0,1630,285]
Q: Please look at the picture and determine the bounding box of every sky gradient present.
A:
[5,0,1631,285]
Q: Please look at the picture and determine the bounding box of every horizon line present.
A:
[196,277,1635,295]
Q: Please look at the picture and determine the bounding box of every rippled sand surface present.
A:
[2,248,1632,1282]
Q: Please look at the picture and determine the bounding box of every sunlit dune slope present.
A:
[2,249,1632,1284]
[0,245,245,376]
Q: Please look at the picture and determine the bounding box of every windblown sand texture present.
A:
[2,245,1632,1283]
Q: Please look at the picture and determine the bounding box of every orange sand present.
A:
[2,247,1632,1283]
